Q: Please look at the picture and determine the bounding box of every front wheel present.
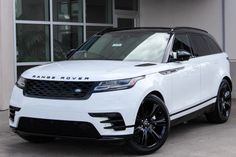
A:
[205,79,232,123]
[127,94,170,155]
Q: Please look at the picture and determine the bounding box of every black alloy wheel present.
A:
[127,94,170,154]
[206,79,232,123]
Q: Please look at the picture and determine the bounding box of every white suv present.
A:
[10,27,232,154]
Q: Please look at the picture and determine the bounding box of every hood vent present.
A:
[135,63,156,67]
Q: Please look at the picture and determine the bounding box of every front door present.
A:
[168,34,201,119]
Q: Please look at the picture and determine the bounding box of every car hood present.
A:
[22,60,168,81]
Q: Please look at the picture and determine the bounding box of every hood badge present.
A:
[32,75,89,81]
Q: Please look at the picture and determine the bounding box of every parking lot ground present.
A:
[0,100,236,157]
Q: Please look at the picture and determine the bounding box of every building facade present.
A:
[0,0,235,110]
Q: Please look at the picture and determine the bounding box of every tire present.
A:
[127,94,170,155]
[205,79,232,123]
[18,133,55,143]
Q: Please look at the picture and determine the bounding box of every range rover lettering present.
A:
[10,27,232,154]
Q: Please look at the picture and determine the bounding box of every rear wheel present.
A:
[205,79,232,123]
[127,94,170,155]
[18,133,55,143]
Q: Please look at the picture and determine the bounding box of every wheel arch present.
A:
[223,76,233,91]
[148,91,165,103]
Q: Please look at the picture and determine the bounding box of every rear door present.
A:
[189,33,222,101]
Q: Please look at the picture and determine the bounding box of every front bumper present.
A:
[10,85,146,137]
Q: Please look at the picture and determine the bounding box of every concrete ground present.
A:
[0,102,236,157]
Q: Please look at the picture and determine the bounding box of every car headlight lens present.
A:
[94,76,145,92]
[16,77,26,89]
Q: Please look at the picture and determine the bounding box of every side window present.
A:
[172,34,192,54]
[202,35,222,54]
[189,34,210,56]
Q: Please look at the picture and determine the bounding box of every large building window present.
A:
[16,24,51,62]
[15,0,113,78]
[53,25,83,61]
[53,0,83,22]
[86,0,112,24]
[115,0,138,11]
[16,0,50,21]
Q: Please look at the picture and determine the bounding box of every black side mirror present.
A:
[173,50,191,61]
[66,49,76,60]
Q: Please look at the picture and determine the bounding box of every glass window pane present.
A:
[53,25,83,61]
[172,34,192,53]
[16,0,49,21]
[86,26,110,39]
[17,65,37,78]
[16,24,51,62]
[115,0,138,10]
[190,34,210,57]
[53,0,83,22]
[117,18,135,28]
[86,0,112,24]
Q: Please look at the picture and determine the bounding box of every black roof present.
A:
[97,27,208,35]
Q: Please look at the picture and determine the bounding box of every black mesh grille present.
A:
[23,79,97,100]
[17,117,101,138]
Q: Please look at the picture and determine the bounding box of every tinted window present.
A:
[202,35,222,54]
[172,34,192,54]
[189,34,210,56]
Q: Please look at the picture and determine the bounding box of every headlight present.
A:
[16,77,26,89]
[94,76,145,92]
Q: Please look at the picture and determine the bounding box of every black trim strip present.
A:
[170,96,217,117]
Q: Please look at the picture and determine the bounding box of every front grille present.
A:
[23,79,97,100]
[17,117,101,138]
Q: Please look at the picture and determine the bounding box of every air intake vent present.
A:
[9,106,21,121]
[89,113,126,131]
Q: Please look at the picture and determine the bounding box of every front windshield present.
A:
[70,31,170,62]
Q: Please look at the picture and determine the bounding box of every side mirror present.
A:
[172,50,191,61]
[66,49,76,60]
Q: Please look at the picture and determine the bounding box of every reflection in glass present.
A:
[86,0,112,24]
[71,32,170,62]
[53,25,83,61]
[16,24,51,62]
[53,0,83,22]
[16,0,49,21]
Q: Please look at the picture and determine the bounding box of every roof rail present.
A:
[96,27,208,35]
[97,27,172,35]
[173,27,208,33]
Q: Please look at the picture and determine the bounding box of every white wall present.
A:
[139,0,223,48]
[225,0,236,60]
[225,0,236,97]
[0,0,15,110]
